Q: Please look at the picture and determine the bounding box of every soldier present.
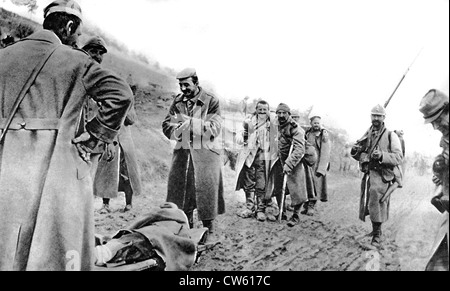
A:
[0,0,132,270]
[162,68,225,242]
[291,109,300,123]
[234,100,277,221]
[82,35,107,64]
[81,37,142,213]
[267,103,308,226]
[303,115,331,216]
[419,89,449,271]
[240,96,250,117]
[351,105,403,247]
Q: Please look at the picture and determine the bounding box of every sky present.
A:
[1,0,449,156]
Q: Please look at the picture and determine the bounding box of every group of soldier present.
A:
[233,101,331,226]
[163,65,448,271]
[0,0,447,271]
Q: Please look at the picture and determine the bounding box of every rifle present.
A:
[384,47,423,108]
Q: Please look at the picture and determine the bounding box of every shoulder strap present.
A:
[0,46,59,144]
[388,130,392,152]
[368,127,387,157]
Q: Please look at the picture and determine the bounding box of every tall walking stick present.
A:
[278,143,294,223]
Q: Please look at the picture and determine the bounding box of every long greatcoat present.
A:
[162,88,225,221]
[234,114,278,197]
[94,103,142,199]
[0,30,132,271]
[352,125,403,223]
[305,128,331,202]
[267,118,308,205]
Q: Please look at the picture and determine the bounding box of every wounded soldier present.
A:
[93,202,209,271]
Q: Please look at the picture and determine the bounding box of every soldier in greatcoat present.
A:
[303,115,331,216]
[267,103,308,226]
[351,105,403,247]
[81,37,142,213]
[234,100,278,221]
[162,68,225,242]
[0,0,132,270]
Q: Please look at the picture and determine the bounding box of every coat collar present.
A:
[177,87,207,106]
[24,29,62,45]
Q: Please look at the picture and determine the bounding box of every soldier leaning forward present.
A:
[267,103,309,226]
[419,89,449,271]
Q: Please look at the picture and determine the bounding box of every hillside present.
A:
[2,8,442,272]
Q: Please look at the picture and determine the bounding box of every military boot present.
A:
[238,191,255,218]
[306,200,316,216]
[287,203,303,227]
[371,222,382,247]
[186,211,194,229]
[300,201,309,215]
[255,195,267,222]
[203,219,220,243]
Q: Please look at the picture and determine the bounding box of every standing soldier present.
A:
[419,89,449,271]
[162,68,225,242]
[0,0,132,270]
[351,105,403,247]
[291,109,301,123]
[81,37,142,213]
[303,115,331,216]
[268,103,308,226]
[234,100,277,221]
[240,96,250,117]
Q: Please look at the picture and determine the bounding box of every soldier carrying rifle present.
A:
[351,105,403,247]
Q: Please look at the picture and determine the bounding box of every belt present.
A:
[0,118,60,130]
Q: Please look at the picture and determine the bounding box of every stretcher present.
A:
[93,227,219,271]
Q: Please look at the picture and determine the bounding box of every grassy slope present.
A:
[1,7,177,200]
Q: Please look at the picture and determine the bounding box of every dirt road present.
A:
[94,163,441,271]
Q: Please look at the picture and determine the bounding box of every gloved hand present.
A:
[371,149,383,161]
[72,132,99,163]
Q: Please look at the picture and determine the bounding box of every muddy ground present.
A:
[94,163,442,271]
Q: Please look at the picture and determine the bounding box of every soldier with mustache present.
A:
[351,105,403,247]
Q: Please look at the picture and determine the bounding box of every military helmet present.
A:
[419,89,449,124]
[291,109,300,117]
[44,0,83,20]
[82,36,107,54]
[371,104,386,116]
